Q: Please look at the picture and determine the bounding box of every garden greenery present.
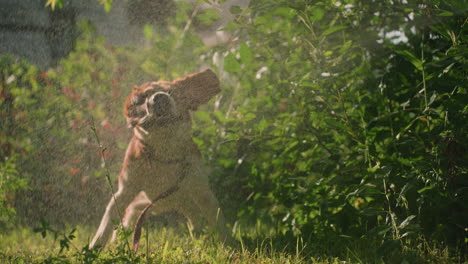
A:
[0,0,466,262]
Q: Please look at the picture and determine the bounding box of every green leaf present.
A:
[194,111,211,123]
[212,111,227,124]
[257,118,268,133]
[196,8,221,25]
[437,10,453,16]
[45,0,63,10]
[230,5,242,15]
[322,25,347,37]
[309,7,325,22]
[428,92,437,106]
[399,215,416,229]
[417,184,436,193]
[224,53,241,73]
[368,225,392,236]
[143,24,154,40]
[239,43,253,65]
[243,113,256,121]
[140,60,159,75]
[101,0,113,12]
[395,50,423,71]
[273,7,296,19]
[339,40,353,53]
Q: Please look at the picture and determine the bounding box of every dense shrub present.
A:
[195,0,468,259]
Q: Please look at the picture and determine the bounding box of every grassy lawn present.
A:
[1,225,461,264]
[0,226,352,264]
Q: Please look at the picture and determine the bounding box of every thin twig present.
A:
[166,3,201,76]
[89,117,131,253]
[421,33,428,112]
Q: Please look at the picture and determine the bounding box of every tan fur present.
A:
[90,69,226,249]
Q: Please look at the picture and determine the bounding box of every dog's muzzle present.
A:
[151,93,172,118]
[139,92,179,128]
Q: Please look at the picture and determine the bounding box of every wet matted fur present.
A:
[90,69,226,249]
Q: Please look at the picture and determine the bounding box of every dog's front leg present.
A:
[180,180,230,243]
[194,188,230,242]
[90,186,137,249]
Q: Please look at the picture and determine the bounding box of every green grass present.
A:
[0,225,348,264]
[0,225,463,264]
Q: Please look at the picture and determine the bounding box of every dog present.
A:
[89,69,226,249]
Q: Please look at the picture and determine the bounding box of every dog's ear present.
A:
[124,86,142,128]
[170,69,220,110]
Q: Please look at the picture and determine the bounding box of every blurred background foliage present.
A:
[0,0,467,262]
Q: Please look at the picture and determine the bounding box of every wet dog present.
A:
[90,69,226,249]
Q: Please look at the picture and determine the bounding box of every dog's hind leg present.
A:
[90,186,137,249]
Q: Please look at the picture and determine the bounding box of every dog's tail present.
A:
[132,203,153,251]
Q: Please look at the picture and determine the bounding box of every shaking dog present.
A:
[90,69,226,249]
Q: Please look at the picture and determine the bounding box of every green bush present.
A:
[193,0,468,259]
[0,156,28,227]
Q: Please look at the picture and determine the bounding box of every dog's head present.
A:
[124,69,220,130]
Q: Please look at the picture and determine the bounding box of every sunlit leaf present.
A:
[194,111,211,123]
[45,0,63,10]
[140,60,159,75]
[212,111,227,124]
[399,215,416,229]
[143,25,153,40]
[417,184,436,193]
[437,10,454,16]
[395,50,423,71]
[196,8,221,25]
[322,25,347,37]
[339,40,353,53]
[309,7,324,22]
[428,92,437,106]
[100,0,113,12]
[243,113,256,121]
[224,53,241,73]
[239,43,253,65]
[256,118,268,133]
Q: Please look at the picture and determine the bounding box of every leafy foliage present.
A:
[0,156,28,226]
[45,0,113,12]
[194,0,468,260]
